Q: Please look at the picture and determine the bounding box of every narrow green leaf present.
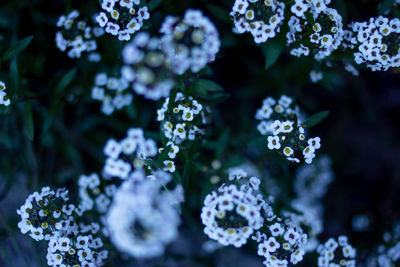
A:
[194,79,224,93]
[379,0,395,14]
[206,4,232,24]
[55,68,77,94]
[248,136,266,148]
[148,0,162,11]
[167,88,178,111]
[262,36,285,70]
[10,58,19,93]
[216,128,230,158]
[304,11,315,25]
[302,111,330,128]
[3,35,33,61]
[25,102,34,141]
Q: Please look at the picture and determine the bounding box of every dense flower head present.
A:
[253,217,308,266]
[121,31,176,100]
[46,232,107,267]
[255,95,322,164]
[0,81,10,106]
[91,72,133,115]
[96,0,150,41]
[317,236,357,267]
[17,187,79,241]
[78,173,117,214]
[56,10,103,58]
[230,0,285,44]
[106,168,184,258]
[294,155,334,202]
[287,1,344,60]
[157,91,209,173]
[347,16,400,71]
[201,170,266,247]
[160,9,220,74]
[102,127,158,179]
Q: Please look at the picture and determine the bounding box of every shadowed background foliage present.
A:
[0,0,399,266]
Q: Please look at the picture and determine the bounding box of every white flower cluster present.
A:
[78,173,117,214]
[294,155,334,202]
[121,31,176,100]
[368,223,400,267]
[348,16,400,71]
[107,168,184,258]
[287,1,344,60]
[230,0,285,44]
[96,0,150,41]
[91,72,133,115]
[160,9,220,74]
[254,218,308,267]
[56,10,103,58]
[46,230,107,267]
[157,91,208,172]
[255,95,321,164]
[0,81,10,106]
[17,187,108,266]
[201,169,266,247]
[103,127,158,179]
[317,236,356,266]
[17,187,77,241]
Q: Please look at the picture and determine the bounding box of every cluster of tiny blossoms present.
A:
[17,187,108,266]
[121,32,176,100]
[230,0,285,44]
[317,236,356,267]
[160,9,220,74]
[347,16,400,71]
[253,217,308,267]
[0,81,10,106]
[96,0,150,41]
[287,0,344,60]
[78,173,117,214]
[255,95,321,164]
[91,72,133,115]
[103,127,157,179]
[56,10,103,58]
[157,91,208,173]
[107,169,184,258]
[201,169,266,247]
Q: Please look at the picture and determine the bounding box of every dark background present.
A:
[0,0,399,266]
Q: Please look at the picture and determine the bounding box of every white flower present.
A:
[267,136,281,150]
[283,146,294,157]
[164,160,176,173]
[308,137,321,149]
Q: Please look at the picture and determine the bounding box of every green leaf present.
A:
[10,58,19,94]
[148,0,161,11]
[262,36,285,70]
[25,102,34,141]
[167,88,178,111]
[304,11,315,25]
[302,111,330,128]
[206,4,232,24]
[379,0,395,14]
[2,35,33,61]
[216,128,230,158]
[248,136,266,148]
[55,68,77,94]
[194,79,224,93]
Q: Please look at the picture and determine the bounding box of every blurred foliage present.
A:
[0,0,400,266]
